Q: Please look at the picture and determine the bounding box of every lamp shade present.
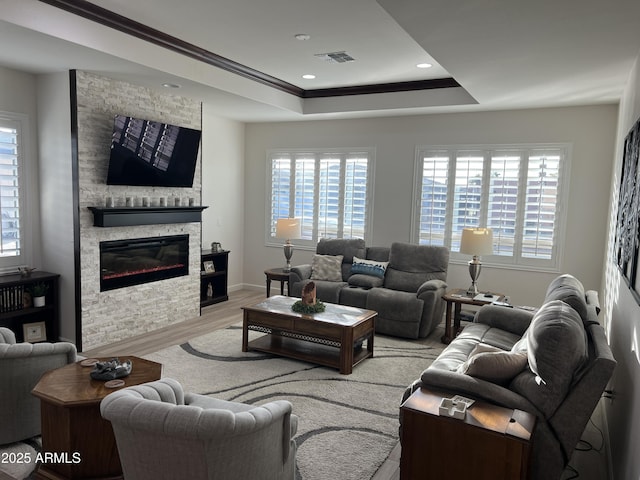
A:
[459,228,493,256]
[275,218,301,240]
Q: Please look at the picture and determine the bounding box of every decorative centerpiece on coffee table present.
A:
[292,281,325,314]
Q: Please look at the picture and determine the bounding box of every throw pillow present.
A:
[310,254,344,282]
[348,274,384,289]
[350,256,389,279]
[457,343,528,384]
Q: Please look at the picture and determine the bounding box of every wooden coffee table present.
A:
[31,356,162,480]
[242,295,376,374]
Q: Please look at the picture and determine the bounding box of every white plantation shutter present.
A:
[451,152,484,251]
[294,156,316,240]
[343,156,368,239]
[414,144,568,270]
[318,157,341,238]
[267,149,373,247]
[522,151,561,260]
[418,154,448,246]
[488,153,520,257]
[0,120,21,259]
[270,156,291,238]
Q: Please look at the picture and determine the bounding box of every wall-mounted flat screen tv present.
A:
[106,115,201,187]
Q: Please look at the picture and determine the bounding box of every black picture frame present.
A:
[615,117,640,302]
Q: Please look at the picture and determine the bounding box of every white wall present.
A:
[36,72,75,342]
[201,108,245,290]
[603,48,640,480]
[244,105,617,307]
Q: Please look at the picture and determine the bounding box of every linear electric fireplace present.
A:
[100,235,189,291]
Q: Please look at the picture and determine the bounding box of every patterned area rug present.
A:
[143,324,444,480]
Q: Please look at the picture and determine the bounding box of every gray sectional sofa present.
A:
[289,238,449,339]
[401,274,616,480]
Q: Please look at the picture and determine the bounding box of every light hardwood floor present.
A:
[81,289,402,479]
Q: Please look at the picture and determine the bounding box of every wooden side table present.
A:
[400,388,535,480]
[264,268,290,297]
[31,357,162,480]
[441,288,505,343]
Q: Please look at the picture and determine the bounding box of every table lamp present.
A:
[459,227,493,296]
[276,218,301,272]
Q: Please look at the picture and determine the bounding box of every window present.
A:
[413,144,570,270]
[267,148,373,247]
[0,112,28,271]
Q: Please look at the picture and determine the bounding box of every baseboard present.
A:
[234,283,266,293]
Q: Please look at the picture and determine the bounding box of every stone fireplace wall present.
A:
[75,71,202,350]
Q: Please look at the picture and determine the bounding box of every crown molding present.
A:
[38,0,458,99]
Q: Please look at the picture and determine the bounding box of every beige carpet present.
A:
[144,324,444,480]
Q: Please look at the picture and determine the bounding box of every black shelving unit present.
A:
[200,250,229,307]
[0,271,60,342]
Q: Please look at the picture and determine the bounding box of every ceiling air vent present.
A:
[314,51,356,63]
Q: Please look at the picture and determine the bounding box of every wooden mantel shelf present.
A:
[88,206,208,227]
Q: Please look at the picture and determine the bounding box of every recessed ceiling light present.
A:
[294,34,311,41]
[302,74,316,80]
[416,63,433,69]
[162,83,181,88]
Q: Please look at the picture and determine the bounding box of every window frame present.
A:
[411,143,571,272]
[265,147,375,250]
[0,111,32,272]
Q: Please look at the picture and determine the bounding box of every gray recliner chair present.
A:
[100,378,298,480]
[369,242,449,339]
[0,326,77,445]
[290,239,449,338]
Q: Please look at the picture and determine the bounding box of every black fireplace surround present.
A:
[100,235,189,291]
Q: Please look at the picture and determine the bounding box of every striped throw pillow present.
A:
[350,256,389,279]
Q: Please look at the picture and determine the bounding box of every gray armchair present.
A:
[0,326,76,445]
[100,378,297,480]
